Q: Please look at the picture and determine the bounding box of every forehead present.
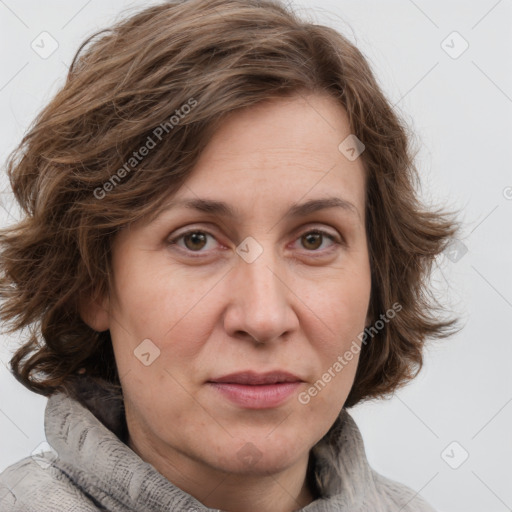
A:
[173,94,365,206]
[195,93,356,167]
[145,93,367,227]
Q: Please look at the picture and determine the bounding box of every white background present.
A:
[0,1,511,511]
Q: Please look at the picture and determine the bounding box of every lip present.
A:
[207,371,303,409]
[209,370,302,385]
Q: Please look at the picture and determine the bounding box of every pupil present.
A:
[304,233,321,250]
[185,232,206,250]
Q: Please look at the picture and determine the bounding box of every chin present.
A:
[205,433,310,476]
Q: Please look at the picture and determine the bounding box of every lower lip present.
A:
[207,382,301,409]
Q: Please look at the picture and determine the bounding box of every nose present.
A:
[222,246,299,345]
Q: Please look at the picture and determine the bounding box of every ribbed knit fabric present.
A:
[0,376,436,511]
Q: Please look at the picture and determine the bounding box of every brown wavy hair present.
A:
[0,0,458,408]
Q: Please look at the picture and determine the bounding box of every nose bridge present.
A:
[227,238,295,343]
[244,251,281,305]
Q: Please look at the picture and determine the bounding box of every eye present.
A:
[294,229,340,252]
[168,230,219,254]
[167,227,342,257]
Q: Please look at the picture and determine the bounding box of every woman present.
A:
[0,0,458,510]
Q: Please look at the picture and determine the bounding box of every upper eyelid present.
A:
[169,222,340,239]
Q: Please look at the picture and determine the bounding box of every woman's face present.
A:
[84,93,371,481]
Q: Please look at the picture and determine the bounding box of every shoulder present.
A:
[0,454,101,512]
[370,469,437,512]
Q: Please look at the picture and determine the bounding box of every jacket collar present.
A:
[45,375,379,511]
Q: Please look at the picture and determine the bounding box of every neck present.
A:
[128,433,316,512]
[198,469,315,512]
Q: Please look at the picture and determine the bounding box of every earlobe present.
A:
[78,289,110,332]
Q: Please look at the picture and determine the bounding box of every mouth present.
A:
[209,370,303,385]
[207,371,304,409]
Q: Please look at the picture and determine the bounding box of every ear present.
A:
[78,288,110,332]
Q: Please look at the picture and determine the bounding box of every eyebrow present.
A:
[159,196,361,222]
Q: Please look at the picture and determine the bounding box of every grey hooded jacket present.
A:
[0,376,436,511]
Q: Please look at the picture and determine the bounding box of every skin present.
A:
[81,92,372,512]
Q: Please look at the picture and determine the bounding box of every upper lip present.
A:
[208,371,303,385]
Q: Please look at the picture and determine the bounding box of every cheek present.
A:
[110,252,212,337]
[306,268,370,383]
[297,349,360,437]
[109,269,223,381]
[316,270,371,335]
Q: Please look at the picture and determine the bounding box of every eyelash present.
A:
[167,227,343,258]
